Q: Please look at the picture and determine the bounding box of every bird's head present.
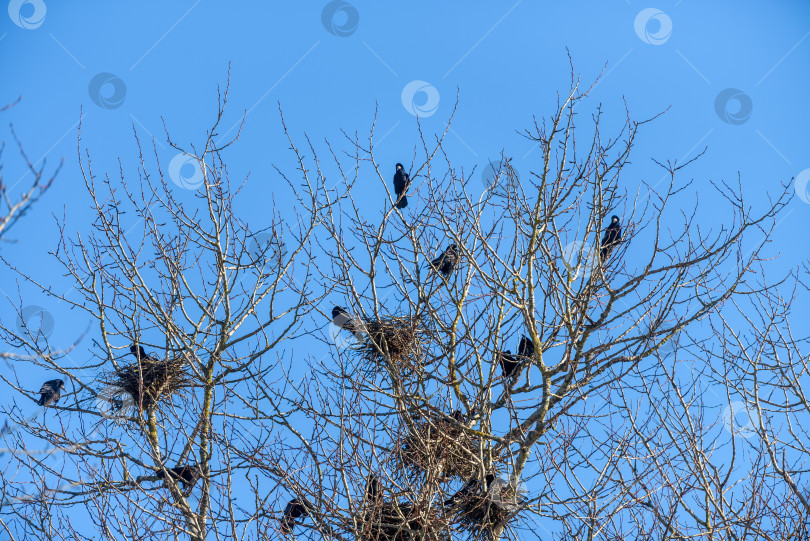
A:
[130,344,147,359]
[57,379,65,390]
[331,306,344,318]
[395,163,403,170]
[450,243,459,251]
[611,215,620,223]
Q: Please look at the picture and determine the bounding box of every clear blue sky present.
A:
[1,0,810,536]
[2,1,809,277]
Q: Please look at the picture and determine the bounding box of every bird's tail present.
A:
[396,195,408,209]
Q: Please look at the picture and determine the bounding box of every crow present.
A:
[155,464,201,489]
[130,344,156,362]
[280,497,313,535]
[331,305,362,335]
[430,244,459,276]
[600,215,622,261]
[393,163,410,209]
[518,335,534,359]
[451,410,465,423]
[497,350,520,378]
[444,473,495,507]
[365,473,382,503]
[37,379,65,406]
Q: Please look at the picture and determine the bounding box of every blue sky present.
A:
[2,0,809,363]
[1,0,810,536]
[3,1,810,275]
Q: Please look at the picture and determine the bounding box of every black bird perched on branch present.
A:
[497,350,520,378]
[130,344,156,361]
[365,473,382,503]
[37,379,65,406]
[430,244,459,276]
[155,464,201,489]
[600,215,622,261]
[444,473,496,507]
[518,335,534,360]
[280,497,313,535]
[393,163,410,209]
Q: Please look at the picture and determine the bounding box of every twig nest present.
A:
[454,476,520,536]
[105,353,190,411]
[395,412,484,482]
[358,316,427,372]
[358,491,449,541]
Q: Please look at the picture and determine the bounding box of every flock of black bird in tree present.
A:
[285,164,625,535]
[29,161,623,534]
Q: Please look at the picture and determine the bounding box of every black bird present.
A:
[365,473,382,503]
[393,163,410,209]
[331,305,362,335]
[518,335,534,360]
[155,464,201,489]
[129,344,156,361]
[37,379,65,407]
[600,215,622,261]
[430,244,459,276]
[280,497,313,535]
[444,473,496,507]
[451,410,465,423]
[497,350,520,378]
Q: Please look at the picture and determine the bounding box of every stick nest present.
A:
[358,498,449,541]
[455,479,519,536]
[395,414,484,481]
[357,316,427,372]
[106,354,189,410]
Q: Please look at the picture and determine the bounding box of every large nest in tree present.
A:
[395,413,485,482]
[105,354,189,410]
[357,498,449,541]
[453,476,520,537]
[357,316,427,372]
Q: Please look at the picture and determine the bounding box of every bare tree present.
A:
[0,70,796,541]
[257,71,791,541]
[0,80,337,540]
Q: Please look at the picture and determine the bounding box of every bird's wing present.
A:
[39,381,53,394]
